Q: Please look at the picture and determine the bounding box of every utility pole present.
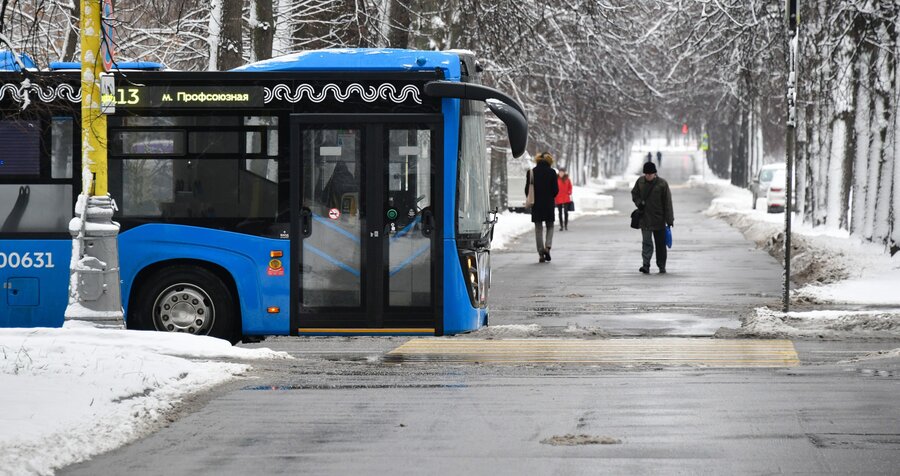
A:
[64,0,123,326]
[783,0,798,313]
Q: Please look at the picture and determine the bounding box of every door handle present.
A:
[421,209,434,238]
[300,207,312,238]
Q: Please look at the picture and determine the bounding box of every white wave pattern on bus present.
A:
[0,82,81,104]
[264,83,421,104]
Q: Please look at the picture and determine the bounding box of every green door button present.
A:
[386,208,398,220]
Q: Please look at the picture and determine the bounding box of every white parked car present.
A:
[751,162,786,209]
[766,169,787,213]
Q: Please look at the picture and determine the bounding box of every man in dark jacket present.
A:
[526,152,559,262]
[631,162,674,273]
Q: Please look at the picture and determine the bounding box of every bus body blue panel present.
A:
[0,239,71,327]
[234,49,462,79]
[118,224,290,335]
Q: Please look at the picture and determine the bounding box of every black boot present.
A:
[544,247,552,262]
[639,265,649,274]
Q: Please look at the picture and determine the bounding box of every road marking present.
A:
[386,338,799,367]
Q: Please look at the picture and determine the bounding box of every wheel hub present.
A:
[153,284,214,334]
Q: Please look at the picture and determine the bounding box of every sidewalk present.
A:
[488,183,784,337]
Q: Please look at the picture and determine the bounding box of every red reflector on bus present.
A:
[267,307,280,314]
[270,250,283,258]
[770,187,783,192]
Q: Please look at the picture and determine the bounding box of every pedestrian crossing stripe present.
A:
[386,338,800,367]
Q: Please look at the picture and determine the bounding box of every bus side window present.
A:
[0,120,40,176]
[0,120,72,233]
[243,116,279,184]
[51,117,74,179]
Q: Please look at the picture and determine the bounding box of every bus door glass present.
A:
[385,128,433,310]
[298,127,364,312]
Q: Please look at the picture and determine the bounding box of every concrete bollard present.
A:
[64,194,124,327]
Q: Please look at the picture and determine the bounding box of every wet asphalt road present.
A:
[61,155,900,476]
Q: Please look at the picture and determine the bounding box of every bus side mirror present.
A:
[424,80,528,158]
[485,99,527,159]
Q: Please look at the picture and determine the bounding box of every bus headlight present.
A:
[459,251,489,307]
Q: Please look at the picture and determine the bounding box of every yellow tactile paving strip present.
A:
[386,338,800,367]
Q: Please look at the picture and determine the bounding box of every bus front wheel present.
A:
[133,266,238,344]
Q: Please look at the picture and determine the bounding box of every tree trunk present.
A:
[387,0,411,48]
[208,0,222,70]
[850,47,872,235]
[272,0,293,56]
[892,25,900,250]
[62,2,80,62]
[217,0,244,70]
[253,0,275,61]
[826,29,853,230]
[865,23,892,241]
[732,102,748,187]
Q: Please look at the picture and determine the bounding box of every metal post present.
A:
[783,108,794,313]
[64,0,123,327]
[783,1,799,313]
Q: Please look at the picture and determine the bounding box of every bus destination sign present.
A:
[113,85,264,109]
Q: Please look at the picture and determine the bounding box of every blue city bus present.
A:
[0,49,527,342]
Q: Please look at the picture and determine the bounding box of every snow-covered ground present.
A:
[694,176,900,339]
[0,322,290,476]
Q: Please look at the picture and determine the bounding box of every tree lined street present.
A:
[2,1,900,474]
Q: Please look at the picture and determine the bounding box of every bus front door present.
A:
[291,115,441,334]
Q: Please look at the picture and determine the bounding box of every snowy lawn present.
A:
[0,322,291,476]
[693,176,900,339]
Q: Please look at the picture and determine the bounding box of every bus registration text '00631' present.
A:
[0,252,56,269]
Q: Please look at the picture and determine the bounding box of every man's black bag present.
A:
[630,178,657,230]
[630,209,642,229]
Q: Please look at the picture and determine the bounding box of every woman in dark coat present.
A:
[525,152,559,262]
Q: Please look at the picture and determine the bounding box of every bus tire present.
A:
[132,265,238,344]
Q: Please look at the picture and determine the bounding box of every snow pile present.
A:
[466,324,543,338]
[561,323,609,337]
[0,325,290,475]
[840,348,900,362]
[697,178,900,298]
[735,307,900,339]
[491,211,535,250]
[695,177,900,339]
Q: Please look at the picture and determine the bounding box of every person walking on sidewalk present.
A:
[555,166,573,231]
[631,162,674,274]
[526,152,558,263]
